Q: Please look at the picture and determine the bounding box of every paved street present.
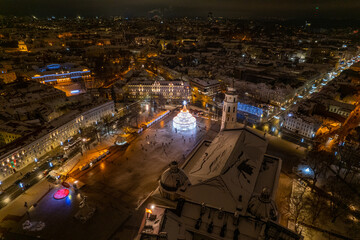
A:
[1,110,219,240]
[0,146,62,191]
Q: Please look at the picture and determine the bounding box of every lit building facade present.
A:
[31,64,91,85]
[18,41,28,52]
[0,101,114,177]
[237,103,263,118]
[281,112,320,138]
[0,68,17,84]
[0,131,22,146]
[190,78,220,96]
[0,121,34,145]
[127,80,191,103]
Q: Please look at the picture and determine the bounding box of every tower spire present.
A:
[221,87,238,130]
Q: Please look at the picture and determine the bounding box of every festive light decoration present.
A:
[53,188,70,200]
[173,105,196,131]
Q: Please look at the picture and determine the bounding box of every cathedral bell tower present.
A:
[221,87,238,130]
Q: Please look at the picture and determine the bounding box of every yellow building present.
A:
[18,41,28,52]
[0,131,22,145]
[0,121,34,145]
[0,68,17,84]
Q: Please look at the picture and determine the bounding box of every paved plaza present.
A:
[0,110,306,240]
[0,110,219,240]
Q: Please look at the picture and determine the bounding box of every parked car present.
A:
[79,164,90,171]
[43,169,50,176]
[14,179,21,186]
[23,172,32,179]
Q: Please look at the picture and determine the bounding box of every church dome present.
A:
[160,161,189,192]
[247,187,278,221]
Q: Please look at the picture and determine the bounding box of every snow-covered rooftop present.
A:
[181,128,273,214]
[137,127,301,240]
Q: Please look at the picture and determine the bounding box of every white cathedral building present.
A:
[136,89,302,240]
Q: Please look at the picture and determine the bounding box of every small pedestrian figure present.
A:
[24,201,28,208]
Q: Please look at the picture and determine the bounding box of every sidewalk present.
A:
[0,179,54,237]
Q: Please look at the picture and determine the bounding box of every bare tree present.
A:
[305,150,334,192]
[284,181,309,235]
[101,114,113,135]
[304,191,326,225]
[337,144,360,184]
[325,176,351,223]
[157,94,166,109]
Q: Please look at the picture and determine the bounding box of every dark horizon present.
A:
[0,0,359,20]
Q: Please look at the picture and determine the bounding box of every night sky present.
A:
[0,0,359,19]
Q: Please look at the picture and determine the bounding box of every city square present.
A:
[0,107,219,239]
[0,5,359,240]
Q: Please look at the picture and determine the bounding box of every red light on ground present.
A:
[53,188,70,200]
